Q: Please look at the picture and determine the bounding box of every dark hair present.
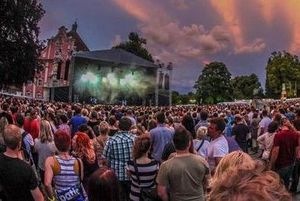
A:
[119,117,132,131]
[59,114,68,124]
[210,117,226,132]
[294,119,300,131]
[156,112,165,124]
[262,110,268,117]
[15,113,24,127]
[173,126,191,150]
[88,167,120,201]
[54,130,71,152]
[108,116,117,126]
[181,115,195,139]
[91,110,98,119]
[200,110,208,121]
[74,105,81,115]
[267,121,279,133]
[2,103,9,111]
[132,134,151,160]
[78,124,89,132]
[148,119,157,131]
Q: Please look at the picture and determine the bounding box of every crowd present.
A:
[0,95,298,201]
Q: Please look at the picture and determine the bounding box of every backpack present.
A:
[21,131,34,164]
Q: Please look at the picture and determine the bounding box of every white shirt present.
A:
[207,135,229,170]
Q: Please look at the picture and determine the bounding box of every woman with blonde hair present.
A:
[193,126,209,157]
[73,132,99,190]
[34,119,57,182]
[93,121,110,167]
[0,116,8,152]
[210,151,256,186]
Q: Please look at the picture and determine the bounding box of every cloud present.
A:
[171,0,189,10]
[210,0,266,54]
[111,35,122,47]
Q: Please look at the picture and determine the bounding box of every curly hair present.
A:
[73,132,96,164]
[207,167,291,201]
[132,134,151,160]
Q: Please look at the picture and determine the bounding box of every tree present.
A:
[0,0,45,87]
[231,74,263,99]
[195,62,233,104]
[113,32,154,62]
[265,51,300,98]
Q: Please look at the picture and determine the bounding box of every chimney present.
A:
[71,21,78,32]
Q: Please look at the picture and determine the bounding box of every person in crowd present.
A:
[0,102,13,124]
[103,117,136,201]
[210,151,256,188]
[34,120,56,183]
[46,108,57,134]
[57,114,71,136]
[257,121,279,161]
[44,130,84,201]
[88,110,100,130]
[78,124,96,139]
[125,109,136,126]
[93,121,110,167]
[181,114,196,139]
[69,105,87,137]
[149,112,174,161]
[0,114,9,152]
[258,110,272,136]
[207,166,292,201]
[157,126,209,201]
[250,112,260,153]
[232,114,250,153]
[15,113,34,163]
[193,126,209,157]
[127,134,159,201]
[88,167,120,201]
[81,108,90,122]
[270,118,298,188]
[194,110,209,132]
[72,132,99,190]
[0,124,44,201]
[290,118,300,192]
[147,119,157,131]
[207,117,229,172]
[24,108,40,140]
[108,116,118,136]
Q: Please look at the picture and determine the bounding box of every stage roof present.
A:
[74,49,158,68]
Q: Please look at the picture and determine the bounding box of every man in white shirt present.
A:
[207,117,229,172]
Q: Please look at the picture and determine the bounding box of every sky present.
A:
[39,0,300,94]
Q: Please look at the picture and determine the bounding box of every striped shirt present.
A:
[103,131,136,181]
[53,156,80,191]
[127,160,159,201]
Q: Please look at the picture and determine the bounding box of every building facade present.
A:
[24,22,89,100]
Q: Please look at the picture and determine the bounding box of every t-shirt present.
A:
[193,139,210,157]
[273,129,299,169]
[70,115,87,137]
[34,139,57,170]
[207,135,229,170]
[0,153,38,201]
[157,154,209,201]
[23,118,40,139]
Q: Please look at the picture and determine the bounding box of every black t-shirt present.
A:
[0,153,38,201]
[232,123,250,143]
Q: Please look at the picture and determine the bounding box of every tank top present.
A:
[53,155,80,191]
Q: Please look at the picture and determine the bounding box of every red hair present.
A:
[73,132,95,163]
[54,130,71,152]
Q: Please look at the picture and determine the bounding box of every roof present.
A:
[73,49,157,68]
[67,31,89,51]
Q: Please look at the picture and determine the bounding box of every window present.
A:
[64,60,70,80]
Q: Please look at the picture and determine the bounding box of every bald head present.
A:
[4,124,21,150]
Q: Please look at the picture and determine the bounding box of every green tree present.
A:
[113,32,153,62]
[0,0,45,87]
[265,51,300,98]
[231,74,262,99]
[195,62,233,104]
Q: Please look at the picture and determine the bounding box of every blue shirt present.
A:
[70,115,87,137]
[150,124,174,161]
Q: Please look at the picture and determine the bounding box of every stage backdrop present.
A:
[71,49,157,105]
